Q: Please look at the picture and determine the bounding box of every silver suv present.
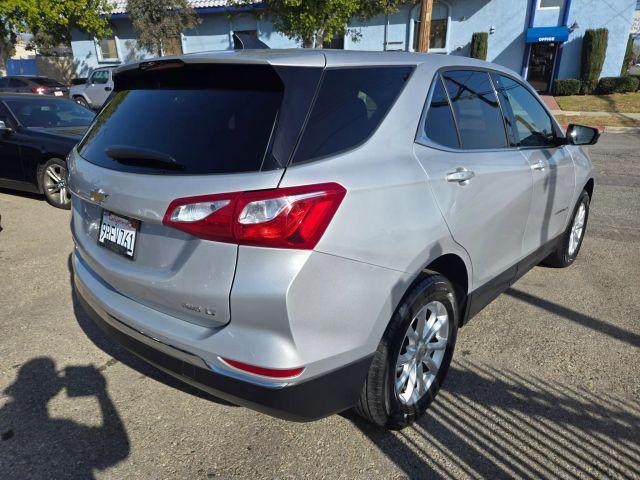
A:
[70,67,114,109]
[69,50,597,429]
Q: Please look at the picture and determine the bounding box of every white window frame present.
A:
[409,0,451,54]
[95,35,120,63]
[537,0,564,10]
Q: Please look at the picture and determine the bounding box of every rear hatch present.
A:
[31,77,69,97]
[69,60,323,328]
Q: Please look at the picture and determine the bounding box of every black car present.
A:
[0,76,70,97]
[0,94,95,209]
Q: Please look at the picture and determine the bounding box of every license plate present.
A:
[54,91,63,96]
[98,211,139,259]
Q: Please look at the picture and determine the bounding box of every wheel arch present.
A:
[423,253,469,322]
[584,178,594,200]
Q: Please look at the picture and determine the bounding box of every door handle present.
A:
[531,160,547,171]
[104,86,112,91]
[446,168,475,184]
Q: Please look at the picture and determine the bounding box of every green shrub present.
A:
[621,34,634,76]
[469,32,488,60]
[580,28,608,94]
[632,75,640,92]
[553,78,582,96]
[596,76,640,94]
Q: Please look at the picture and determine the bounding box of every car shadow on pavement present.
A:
[506,287,640,348]
[347,359,640,479]
[67,254,235,406]
[0,357,129,479]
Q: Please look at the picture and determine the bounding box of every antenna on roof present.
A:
[232,33,270,50]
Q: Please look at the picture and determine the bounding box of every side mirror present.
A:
[566,124,600,146]
[0,120,13,134]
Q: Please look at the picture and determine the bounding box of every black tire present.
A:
[39,158,71,210]
[355,273,458,430]
[542,190,590,268]
[73,96,89,108]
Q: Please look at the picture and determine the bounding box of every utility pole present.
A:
[417,0,433,52]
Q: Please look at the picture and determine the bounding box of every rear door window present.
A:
[78,65,284,175]
[422,75,459,149]
[442,70,507,149]
[292,66,413,164]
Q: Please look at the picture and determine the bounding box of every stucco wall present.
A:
[69,1,636,81]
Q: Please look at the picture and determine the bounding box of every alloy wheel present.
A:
[395,300,449,405]
[43,164,71,207]
[568,202,586,256]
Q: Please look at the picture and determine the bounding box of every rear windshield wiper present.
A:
[105,145,185,171]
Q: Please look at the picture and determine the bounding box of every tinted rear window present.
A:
[293,66,413,164]
[79,66,283,175]
[423,75,459,148]
[442,70,507,150]
[31,77,65,87]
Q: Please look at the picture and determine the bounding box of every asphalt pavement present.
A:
[0,133,638,479]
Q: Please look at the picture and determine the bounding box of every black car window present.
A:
[494,74,556,148]
[9,78,27,88]
[31,77,65,87]
[442,70,507,149]
[5,97,95,128]
[78,64,284,175]
[423,74,459,148]
[292,66,413,164]
[90,70,110,84]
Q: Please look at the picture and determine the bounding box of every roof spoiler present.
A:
[232,33,270,50]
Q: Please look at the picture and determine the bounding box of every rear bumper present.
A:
[74,268,372,422]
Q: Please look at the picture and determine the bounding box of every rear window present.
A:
[5,97,95,128]
[31,77,65,87]
[292,66,413,164]
[78,64,284,175]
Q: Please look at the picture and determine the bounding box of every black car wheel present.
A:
[40,158,71,210]
[355,273,458,429]
[73,96,89,108]
[542,190,590,268]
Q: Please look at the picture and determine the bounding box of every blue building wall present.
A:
[69,0,636,83]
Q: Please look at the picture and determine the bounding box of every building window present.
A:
[538,0,564,9]
[412,1,449,52]
[96,36,119,62]
[162,36,183,56]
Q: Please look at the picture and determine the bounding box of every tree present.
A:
[127,0,200,56]
[235,0,403,48]
[469,32,488,60]
[0,0,112,71]
[621,34,634,76]
[580,28,608,94]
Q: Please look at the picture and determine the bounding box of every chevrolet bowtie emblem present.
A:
[90,189,109,203]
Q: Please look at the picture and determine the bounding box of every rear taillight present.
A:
[31,87,45,95]
[163,183,346,249]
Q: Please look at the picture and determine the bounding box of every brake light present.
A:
[220,357,304,379]
[31,87,45,95]
[163,183,346,249]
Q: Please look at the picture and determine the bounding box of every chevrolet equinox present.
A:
[70,50,597,429]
